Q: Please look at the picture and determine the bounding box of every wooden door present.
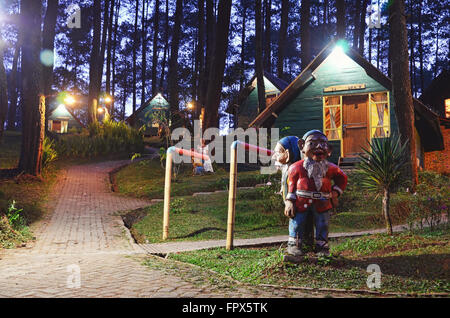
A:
[342,95,369,157]
[52,120,61,133]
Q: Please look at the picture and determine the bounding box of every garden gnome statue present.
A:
[272,136,301,198]
[284,130,348,257]
[272,136,315,251]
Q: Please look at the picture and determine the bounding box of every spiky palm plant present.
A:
[357,134,409,235]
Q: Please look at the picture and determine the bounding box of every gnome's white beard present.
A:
[303,158,329,191]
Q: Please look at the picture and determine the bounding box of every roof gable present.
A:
[419,69,450,118]
[225,71,289,115]
[48,105,85,128]
[127,92,169,124]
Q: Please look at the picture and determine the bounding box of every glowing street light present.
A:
[187,102,194,110]
[64,95,76,106]
[104,96,113,104]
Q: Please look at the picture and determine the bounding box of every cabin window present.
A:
[323,95,342,140]
[445,98,450,118]
[369,92,390,138]
[48,120,68,133]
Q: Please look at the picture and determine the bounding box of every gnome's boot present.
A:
[315,240,330,257]
[287,239,303,257]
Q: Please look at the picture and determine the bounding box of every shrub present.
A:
[356,134,409,235]
[42,137,58,168]
[53,120,144,158]
[406,172,450,230]
[6,200,25,230]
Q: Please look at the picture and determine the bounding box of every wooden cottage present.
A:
[48,104,84,134]
[126,92,170,135]
[249,40,443,166]
[225,71,289,128]
[419,69,450,173]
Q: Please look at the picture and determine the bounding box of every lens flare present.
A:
[40,49,54,67]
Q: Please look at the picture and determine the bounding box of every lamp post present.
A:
[98,93,113,122]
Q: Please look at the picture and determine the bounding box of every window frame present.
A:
[322,95,343,142]
[368,91,390,139]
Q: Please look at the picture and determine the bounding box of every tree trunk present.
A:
[168,0,184,128]
[240,1,247,90]
[192,0,205,119]
[418,1,424,94]
[111,0,121,117]
[352,0,361,49]
[7,36,20,131]
[203,0,232,130]
[141,0,148,104]
[200,0,215,108]
[42,0,59,133]
[300,0,311,70]
[88,0,102,123]
[408,0,415,96]
[368,27,372,63]
[377,25,380,68]
[336,0,345,38]
[106,0,115,95]
[359,0,368,56]
[264,0,272,71]
[277,0,288,80]
[255,0,266,114]
[389,0,418,191]
[98,0,111,93]
[383,188,393,235]
[151,0,160,96]
[132,0,139,113]
[159,0,169,91]
[433,26,439,78]
[19,0,44,176]
[0,40,8,140]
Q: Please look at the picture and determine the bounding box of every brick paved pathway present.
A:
[0,161,333,298]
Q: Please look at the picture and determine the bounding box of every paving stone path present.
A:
[0,161,339,298]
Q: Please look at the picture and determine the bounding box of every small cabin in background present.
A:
[126,92,170,136]
[225,71,289,128]
[48,104,84,134]
[249,40,443,167]
[420,69,450,173]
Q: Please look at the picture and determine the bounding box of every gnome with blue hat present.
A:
[283,130,348,257]
[271,136,302,198]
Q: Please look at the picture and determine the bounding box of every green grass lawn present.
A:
[127,184,410,244]
[118,159,418,244]
[116,158,274,199]
[168,226,450,294]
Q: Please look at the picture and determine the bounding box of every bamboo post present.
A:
[226,141,273,250]
[162,146,210,240]
[162,147,175,240]
[226,141,239,250]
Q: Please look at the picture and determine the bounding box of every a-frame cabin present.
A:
[249,40,443,167]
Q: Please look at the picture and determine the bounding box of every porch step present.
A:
[338,156,362,169]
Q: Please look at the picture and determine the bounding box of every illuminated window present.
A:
[445,99,450,118]
[323,96,342,140]
[369,92,390,138]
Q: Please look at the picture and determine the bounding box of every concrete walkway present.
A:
[0,160,335,298]
[139,225,412,254]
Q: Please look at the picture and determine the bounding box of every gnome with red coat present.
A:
[284,130,348,257]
